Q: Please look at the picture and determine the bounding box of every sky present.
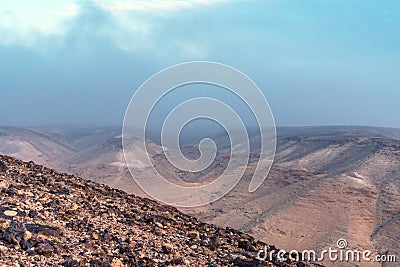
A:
[0,0,399,128]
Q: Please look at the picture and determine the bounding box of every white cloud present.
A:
[0,2,78,46]
[97,0,227,13]
[0,0,228,60]
[0,1,226,48]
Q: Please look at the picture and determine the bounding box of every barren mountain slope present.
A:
[0,155,315,267]
[199,127,400,267]
[0,127,75,167]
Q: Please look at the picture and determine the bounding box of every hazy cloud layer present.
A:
[0,0,399,127]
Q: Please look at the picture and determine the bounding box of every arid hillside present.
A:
[0,126,399,266]
[203,127,400,267]
[0,155,316,266]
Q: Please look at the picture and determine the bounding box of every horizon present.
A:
[1,124,400,130]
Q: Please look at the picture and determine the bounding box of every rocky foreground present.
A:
[0,155,319,267]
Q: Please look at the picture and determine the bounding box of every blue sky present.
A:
[0,0,399,128]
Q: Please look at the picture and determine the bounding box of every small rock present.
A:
[0,245,8,253]
[215,228,228,237]
[238,240,256,252]
[3,210,18,217]
[209,235,221,248]
[154,222,164,228]
[0,219,10,231]
[89,259,104,266]
[170,257,184,264]
[20,240,32,250]
[91,232,99,240]
[62,259,79,267]
[141,233,148,239]
[155,228,164,236]
[111,258,124,267]
[91,248,104,255]
[162,242,174,254]
[23,231,32,241]
[36,243,55,255]
[188,231,200,239]
[66,203,79,212]
[0,180,8,189]
[27,224,61,237]
[3,230,18,245]
[230,258,262,267]
[144,215,155,223]
[240,233,253,240]
[0,161,6,172]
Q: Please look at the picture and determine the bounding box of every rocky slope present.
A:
[0,155,316,267]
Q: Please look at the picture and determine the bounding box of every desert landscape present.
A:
[1,125,399,266]
[2,1,399,266]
